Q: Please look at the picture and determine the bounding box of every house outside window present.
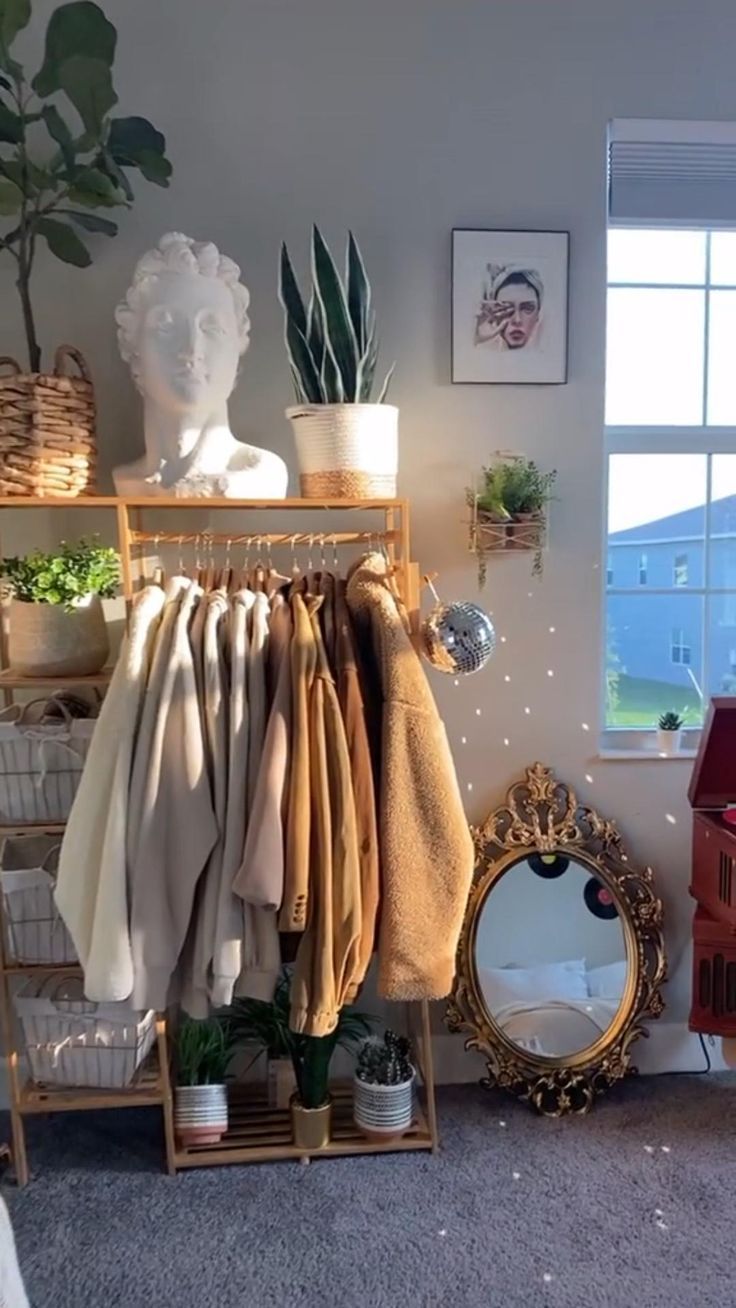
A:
[671,628,692,667]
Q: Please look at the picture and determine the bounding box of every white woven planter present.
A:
[1,835,77,964]
[287,403,398,498]
[8,594,109,677]
[14,977,154,1088]
[353,1071,415,1141]
[175,1084,229,1147]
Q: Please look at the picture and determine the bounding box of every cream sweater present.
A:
[128,579,217,1010]
[55,583,165,1002]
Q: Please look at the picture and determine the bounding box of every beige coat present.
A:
[346,553,474,1001]
[128,578,217,1011]
[289,596,362,1036]
[55,583,166,1002]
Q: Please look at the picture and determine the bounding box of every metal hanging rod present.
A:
[128,529,399,546]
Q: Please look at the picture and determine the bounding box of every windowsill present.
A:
[596,747,697,761]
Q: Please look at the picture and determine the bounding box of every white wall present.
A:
[4,0,736,1077]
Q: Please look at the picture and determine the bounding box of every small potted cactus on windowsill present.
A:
[656,710,684,755]
[353,1030,415,1142]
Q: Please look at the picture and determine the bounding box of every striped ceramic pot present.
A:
[353,1071,415,1142]
[175,1083,228,1147]
[287,403,398,499]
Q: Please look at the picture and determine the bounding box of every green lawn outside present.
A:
[607,674,702,728]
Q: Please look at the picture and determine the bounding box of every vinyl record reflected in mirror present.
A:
[584,876,619,921]
[528,853,570,880]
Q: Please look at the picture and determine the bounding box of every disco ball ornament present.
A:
[421,598,496,676]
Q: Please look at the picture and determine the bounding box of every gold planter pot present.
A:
[290,1095,332,1150]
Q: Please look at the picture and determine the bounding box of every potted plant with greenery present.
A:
[1,537,118,675]
[174,1015,234,1148]
[228,968,374,1150]
[279,225,397,499]
[0,0,171,497]
[657,710,684,755]
[353,1030,415,1142]
[469,454,556,584]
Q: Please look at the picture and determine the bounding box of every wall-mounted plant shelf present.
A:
[467,496,548,586]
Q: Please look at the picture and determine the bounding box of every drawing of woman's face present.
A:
[496,280,541,350]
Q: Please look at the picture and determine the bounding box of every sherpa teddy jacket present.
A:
[346,553,474,1001]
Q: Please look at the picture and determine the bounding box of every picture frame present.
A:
[452,229,569,385]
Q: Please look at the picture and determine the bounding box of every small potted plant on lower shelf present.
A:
[174,1015,234,1147]
[0,538,119,676]
[657,710,684,755]
[353,1030,415,1142]
[228,968,373,1150]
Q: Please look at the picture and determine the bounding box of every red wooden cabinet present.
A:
[689,698,736,1035]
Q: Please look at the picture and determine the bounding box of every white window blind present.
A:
[609,119,736,228]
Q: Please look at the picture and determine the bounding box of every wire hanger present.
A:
[151,533,165,587]
[239,537,252,590]
[219,538,233,593]
[252,534,266,593]
[178,534,187,577]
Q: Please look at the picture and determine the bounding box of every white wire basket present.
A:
[0,698,96,824]
[0,835,77,964]
[14,976,155,1088]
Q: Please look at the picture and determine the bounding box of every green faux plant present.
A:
[475,456,557,519]
[228,968,374,1110]
[175,1015,234,1088]
[658,710,684,731]
[1,536,119,607]
[355,1030,413,1086]
[0,0,172,371]
[279,225,395,404]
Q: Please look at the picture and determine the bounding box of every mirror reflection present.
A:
[475,853,628,1059]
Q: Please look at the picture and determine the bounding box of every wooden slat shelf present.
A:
[173,1083,434,1170]
[0,822,66,835]
[18,1049,165,1114]
[0,496,406,511]
[0,668,113,689]
[2,962,82,976]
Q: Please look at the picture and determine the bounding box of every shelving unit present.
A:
[0,494,436,1183]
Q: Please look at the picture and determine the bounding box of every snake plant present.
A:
[279,225,395,405]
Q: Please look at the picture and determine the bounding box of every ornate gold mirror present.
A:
[446,764,666,1115]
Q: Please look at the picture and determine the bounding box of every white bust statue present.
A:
[113,232,288,498]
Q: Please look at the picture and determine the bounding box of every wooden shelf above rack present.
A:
[0,496,407,511]
[173,1082,434,1171]
[0,668,113,689]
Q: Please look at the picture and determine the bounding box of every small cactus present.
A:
[658,710,683,731]
[355,1030,413,1086]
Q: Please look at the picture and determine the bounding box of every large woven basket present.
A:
[287,403,398,498]
[0,345,97,498]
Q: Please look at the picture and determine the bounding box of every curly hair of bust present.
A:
[115,231,251,387]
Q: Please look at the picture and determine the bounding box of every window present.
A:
[638,553,648,586]
[674,553,689,587]
[607,565,614,586]
[671,628,692,666]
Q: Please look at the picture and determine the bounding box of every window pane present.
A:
[607,454,706,588]
[708,596,736,696]
[710,232,736,286]
[607,229,706,285]
[709,455,736,588]
[707,290,736,424]
[606,594,704,728]
[605,288,705,425]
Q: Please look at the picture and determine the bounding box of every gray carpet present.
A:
[3,1075,736,1308]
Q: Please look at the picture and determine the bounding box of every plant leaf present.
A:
[41,103,76,171]
[96,147,133,199]
[61,208,117,235]
[321,338,344,403]
[346,231,370,355]
[68,163,121,207]
[0,175,20,212]
[306,293,325,378]
[37,216,91,266]
[133,147,171,186]
[108,114,165,159]
[0,99,20,143]
[0,0,30,54]
[33,1,116,97]
[57,54,117,136]
[377,361,396,404]
[278,241,307,336]
[285,316,324,403]
[312,224,358,400]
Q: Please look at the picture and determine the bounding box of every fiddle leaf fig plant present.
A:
[0,0,172,372]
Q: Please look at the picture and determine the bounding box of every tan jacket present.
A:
[279,591,317,932]
[335,578,379,1004]
[289,597,362,1036]
[128,578,217,1010]
[346,553,473,1001]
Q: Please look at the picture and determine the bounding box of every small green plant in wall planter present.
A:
[468,454,557,585]
[1,537,119,676]
[656,710,685,756]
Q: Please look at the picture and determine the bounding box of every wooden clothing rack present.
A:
[0,496,437,1184]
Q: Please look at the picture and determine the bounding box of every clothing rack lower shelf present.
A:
[172,1081,435,1171]
[18,1048,166,1114]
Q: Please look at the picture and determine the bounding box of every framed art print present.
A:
[452,229,569,384]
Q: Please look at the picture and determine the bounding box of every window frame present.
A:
[673,553,689,587]
[601,226,736,754]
